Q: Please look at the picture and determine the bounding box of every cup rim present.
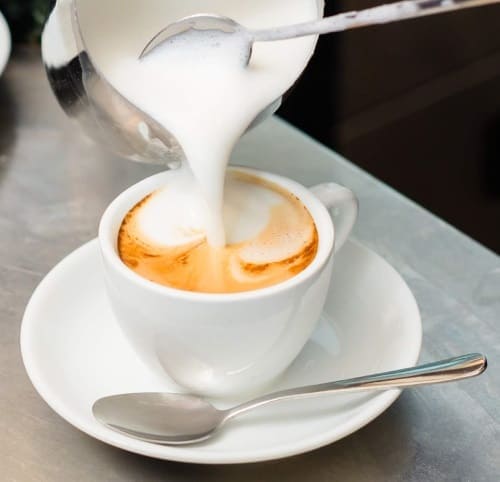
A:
[98,166,335,302]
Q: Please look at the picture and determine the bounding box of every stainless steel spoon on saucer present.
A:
[140,0,500,63]
[93,353,486,445]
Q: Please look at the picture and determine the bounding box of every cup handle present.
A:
[310,183,359,253]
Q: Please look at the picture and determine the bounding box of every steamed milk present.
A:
[82,0,321,290]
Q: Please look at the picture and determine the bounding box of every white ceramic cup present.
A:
[99,167,358,397]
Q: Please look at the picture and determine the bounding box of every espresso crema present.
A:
[118,172,318,293]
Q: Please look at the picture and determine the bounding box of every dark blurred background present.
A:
[279,1,500,253]
[1,0,499,252]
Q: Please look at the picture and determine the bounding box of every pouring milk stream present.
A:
[74,0,321,247]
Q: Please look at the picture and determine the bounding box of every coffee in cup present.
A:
[118,170,318,293]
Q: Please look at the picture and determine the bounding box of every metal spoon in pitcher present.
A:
[93,353,486,445]
[140,0,500,63]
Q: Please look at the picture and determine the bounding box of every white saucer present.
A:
[21,239,421,464]
[0,10,11,77]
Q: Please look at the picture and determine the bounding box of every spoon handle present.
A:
[252,0,500,42]
[226,353,486,420]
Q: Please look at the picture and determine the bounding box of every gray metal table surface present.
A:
[1,47,499,482]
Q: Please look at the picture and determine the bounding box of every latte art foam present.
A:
[118,172,318,293]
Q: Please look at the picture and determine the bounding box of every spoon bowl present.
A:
[93,393,225,444]
[140,14,248,60]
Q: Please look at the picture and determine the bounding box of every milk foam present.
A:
[82,0,320,247]
[135,169,287,248]
[134,167,207,247]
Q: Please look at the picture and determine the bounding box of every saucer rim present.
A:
[0,11,11,76]
[20,239,422,464]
